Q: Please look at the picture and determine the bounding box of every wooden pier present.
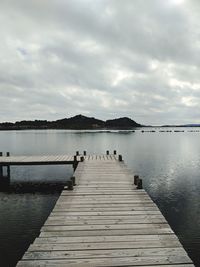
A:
[15,154,194,266]
[0,154,82,165]
[0,152,85,186]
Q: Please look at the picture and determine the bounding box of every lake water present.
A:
[0,129,200,266]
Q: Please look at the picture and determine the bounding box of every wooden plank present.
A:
[44,218,167,225]
[52,206,159,212]
[34,234,179,244]
[23,247,190,260]
[17,256,193,267]
[57,200,153,204]
[28,239,181,251]
[46,214,168,221]
[52,202,157,207]
[62,188,145,192]
[49,211,161,216]
[58,194,151,198]
[17,263,194,267]
[39,228,174,237]
[57,198,153,203]
[58,196,152,201]
[41,223,169,232]
[60,193,150,197]
[45,213,165,218]
[61,192,148,196]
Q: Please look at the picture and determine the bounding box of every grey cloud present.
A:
[0,0,200,124]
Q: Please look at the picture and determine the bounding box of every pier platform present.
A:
[16,155,194,266]
[0,154,80,165]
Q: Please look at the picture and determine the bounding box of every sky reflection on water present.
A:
[0,129,200,266]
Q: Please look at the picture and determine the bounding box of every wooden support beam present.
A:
[0,152,10,188]
[71,176,76,186]
[0,152,3,177]
[137,178,143,189]
[73,155,78,171]
[67,180,73,190]
[134,175,139,185]
[6,152,10,181]
[7,165,10,180]
[118,155,123,161]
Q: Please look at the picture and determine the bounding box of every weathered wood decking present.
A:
[0,154,117,165]
[0,155,79,165]
[17,156,194,266]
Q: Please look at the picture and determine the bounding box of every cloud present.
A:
[0,0,200,125]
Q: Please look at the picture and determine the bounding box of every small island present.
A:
[0,115,142,130]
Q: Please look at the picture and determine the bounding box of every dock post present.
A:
[0,152,10,188]
[137,178,143,189]
[76,151,79,156]
[80,156,84,162]
[67,180,73,190]
[83,151,86,156]
[6,152,10,182]
[0,152,3,178]
[113,150,117,155]
[106,150,109,155]
[71,176,76,186]
[134,175,139,185]
[73,155,78,171]
[118,155,123,161]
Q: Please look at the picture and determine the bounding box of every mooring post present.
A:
[73,155,78,171]
[71,176,76,186]
[134,175,139,185]
[114,150,117,155]
[76,151,79,156]
[83,151,86,156]
[118,155,123,161]
[106,150,109,155]
[0,152,3,178]
[137,178,143,189]
[67,180,73,190]
[80,156,84,162]
[0,152,10,188]
[6,152,10,181]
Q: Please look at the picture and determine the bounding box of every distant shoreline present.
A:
[0,114,142,130]
[0,114,199,130]
[0,126,200,131]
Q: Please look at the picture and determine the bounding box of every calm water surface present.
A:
[0,129,200,266]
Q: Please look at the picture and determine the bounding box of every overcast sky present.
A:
[1,0,200,125]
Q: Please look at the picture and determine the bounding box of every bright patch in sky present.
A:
[169,0,185,5]
[182,97,197,107]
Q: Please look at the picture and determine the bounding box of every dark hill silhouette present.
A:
[54,115,105,129]
[106,117,141,128]
[0,115,142,130]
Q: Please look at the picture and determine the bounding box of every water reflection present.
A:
[0,192,59,267]
[0,129,200,265]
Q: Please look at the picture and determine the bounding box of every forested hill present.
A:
[0,115,142,130]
